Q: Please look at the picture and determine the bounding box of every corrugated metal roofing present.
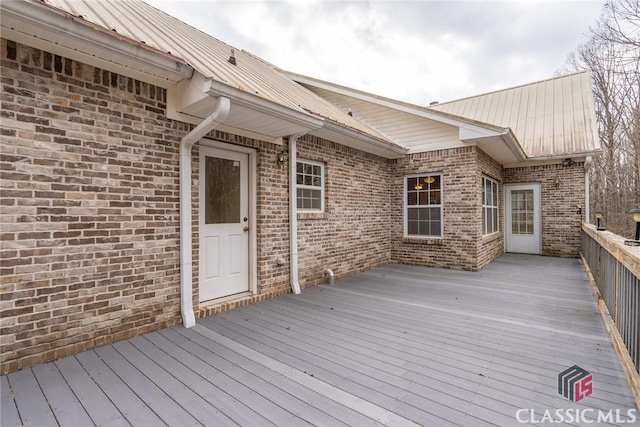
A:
[36,0,600,161]
[292,78,524,164]
[41,0,393,145]
[429,71,601,158]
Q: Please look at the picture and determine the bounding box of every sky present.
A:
[145,0,605,106]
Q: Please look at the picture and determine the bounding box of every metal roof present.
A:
[27,0,600,161]
[429,71,601,158]
[288,72,526,164]
[41,0,394,148]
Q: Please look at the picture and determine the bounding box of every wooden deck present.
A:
[2,254,638,426]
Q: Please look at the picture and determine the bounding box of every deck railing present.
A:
[582,224,639,374]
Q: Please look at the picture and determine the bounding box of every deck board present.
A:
[75,350,165,426]
[7,367,58,427]
[212,302,568,425]
[2,254,638,426]
[276,287,629,387]
[1,375,22,427]
[55,356,130,427]
[111,340,237,426]
[93,345,203,427]
[147,329,302,427]
[30,362,94,427]
[163,327,377,427]
[200,316,456,425]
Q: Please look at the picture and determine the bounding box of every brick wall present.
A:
[296,136,392,287]
[391,146,481,271]
[0,39,187,374]
[477,148,504,269]
[504,162,585,257]
[0,40,398,373]
[0,38,587,375]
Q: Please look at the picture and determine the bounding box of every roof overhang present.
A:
[169,71,407,158]
[0,0,193,88]
[460,128,528,165]
[503,149,603,169]
[289,72,526,163]
[168,71,324,145]
[311,123,407,159]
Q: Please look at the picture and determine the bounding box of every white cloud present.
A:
[145,0,604,105]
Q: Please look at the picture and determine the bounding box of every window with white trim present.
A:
[296,159,324,212]
[405,174,443,238]
[482,175,499,235]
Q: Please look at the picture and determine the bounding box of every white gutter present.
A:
[179,96,231,327]
[0,0,193,87]
[288,133,307,294]
[205,79,325,130]
[499,128,528,162]
[585,156,593,224]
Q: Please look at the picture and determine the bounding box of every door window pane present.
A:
[511,189,534,235]
[205,156,240,224]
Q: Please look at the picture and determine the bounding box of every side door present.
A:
[199,146,249,301]
[505,184,541,254]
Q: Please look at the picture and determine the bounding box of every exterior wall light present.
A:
[276,150,288,166]
[594,211,605,231]
[624,208,640,246]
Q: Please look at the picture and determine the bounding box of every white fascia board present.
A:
[292,74,528,162]
[1,1,193,88]
[205,78,325,131]
[174,72,403,158]
[500,129,528,162]
[459,127,501,140]
[318,124,407,159]
[291,74,503,139]
[167,73,316,143]
[503,158,585,169]
[503,150,602,168]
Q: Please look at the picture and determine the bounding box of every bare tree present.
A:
[565,0,640,237]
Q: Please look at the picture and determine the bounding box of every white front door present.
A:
[505,184,542,254]
[199,146,249,302]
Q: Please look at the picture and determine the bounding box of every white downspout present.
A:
[179,96,230,327]
[584,156,593,224]
[289,133,306,294]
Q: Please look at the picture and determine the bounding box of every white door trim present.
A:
[199,139,257,299]
[504,183,542,255]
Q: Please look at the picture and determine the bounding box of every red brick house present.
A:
[0,0,600,374]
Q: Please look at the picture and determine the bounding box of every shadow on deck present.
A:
[2,254,638,426]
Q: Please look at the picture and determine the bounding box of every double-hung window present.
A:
[482,175,499,235]
[296,159,324,212]
[405,174,443,238]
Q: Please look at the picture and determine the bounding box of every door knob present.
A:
[243,226,249,232]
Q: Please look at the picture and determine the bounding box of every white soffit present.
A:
[290,73,527,163]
